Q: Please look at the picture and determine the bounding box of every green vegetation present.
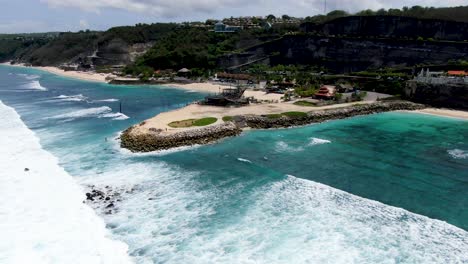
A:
[168,117,217,128]
[193,117,218,126]
[293,100,317,107]
[265,114,283,119]
[222,116,234,122]
[282,111,308,118]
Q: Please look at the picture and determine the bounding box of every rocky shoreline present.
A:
[120,101,425,152]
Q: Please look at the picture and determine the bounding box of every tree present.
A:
[266,14,276,21]
[282,15,291,20]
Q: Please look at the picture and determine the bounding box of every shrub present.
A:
[222,116,233,122]
[293,100,317,107]
[282,111,307,118]
[266,114,283,119]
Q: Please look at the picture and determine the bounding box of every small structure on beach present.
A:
[177,68,191,77]
[315,85,337,100]
[203,86,248,106]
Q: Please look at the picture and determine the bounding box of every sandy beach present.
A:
[411,108,468,120]
[133,101,371,134]
[1,63,111,83]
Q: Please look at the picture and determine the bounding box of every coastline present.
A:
[0,62,110,83]
[121,101,427,152]
[2,62,467,121]
[409,108,468,120]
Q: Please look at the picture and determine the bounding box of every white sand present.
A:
[1,63,110,83]
[411,108,468,120]
[133,101,371,135]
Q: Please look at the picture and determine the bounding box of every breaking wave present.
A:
[308,137,331,146]
[95,98,119,102]
[448,149,468,159]
[101,112,130,120]
[237,158,252,163]
[275,141,304,152]
[0,100,131,263]
[54,94,88,102]
[23,80,47,91]
[17,73,40,80]
[49,106,128,121]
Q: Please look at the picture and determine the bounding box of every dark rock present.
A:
[24,168,29,172]
[106,203,114,208]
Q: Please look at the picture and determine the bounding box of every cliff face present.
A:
[301,16,468,41]
[219,35,468,73]
[405,81,468,109]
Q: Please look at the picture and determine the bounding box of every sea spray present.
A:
[0,101,131,264]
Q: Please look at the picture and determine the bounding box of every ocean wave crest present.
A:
[23,80,47,91]
[448,149,468,159]
[308,137,331,146]
[101,112,130,120]
[237,158,252,163]
[95,98,119,102]
[50,106,129,121]
[54,94,88,102]
[17,73,40,80]
[275,141,304,152]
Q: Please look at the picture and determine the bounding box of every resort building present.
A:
[214,22,242,33]
[414,68,468,84]
[315,85,337,99]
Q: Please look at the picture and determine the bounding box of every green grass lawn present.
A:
[222,116,233,122]
[293,100,318,107]
[168,117,217,128]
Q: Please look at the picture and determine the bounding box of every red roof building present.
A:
[448,71,468,76]
[315,85,336,99]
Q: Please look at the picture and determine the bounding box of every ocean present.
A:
[1,65,467,263]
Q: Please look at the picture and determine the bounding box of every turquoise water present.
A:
[1,65,467,263]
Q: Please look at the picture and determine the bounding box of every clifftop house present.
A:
[214,22,242,33]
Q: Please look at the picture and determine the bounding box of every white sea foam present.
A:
[17,73,40,80]
[54,94,88,102]
[0,101,131,264]
[23,80,47,91]
[95,99,119,102]
[84,158,468,263]
[237,158,253,163]
[175,175,468,263]
[308,137,331,146]
[448,149,468,159]
[51,106,112,120]
[275,141,304,152]
[49,106,128,121]
[101,112,130,120]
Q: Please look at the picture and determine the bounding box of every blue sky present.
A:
[1,0,467,33]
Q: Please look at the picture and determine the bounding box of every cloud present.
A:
[79,19,89,29]
[40,0,468,18]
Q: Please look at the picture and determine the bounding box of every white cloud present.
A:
[79,19,89,29]
[40,0,468,18]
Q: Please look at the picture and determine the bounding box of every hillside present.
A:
[1,5,467,74]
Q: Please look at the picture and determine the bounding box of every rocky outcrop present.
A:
[121,122,242,152]
[242,101,425,129]
[121,101,425,153]
[219,35,468,73]
[405,81,468,109]
[301,16,468,42]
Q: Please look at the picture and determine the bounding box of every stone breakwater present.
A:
[243,101,425,129]
[121,122,242,152]
[121,101,425,152]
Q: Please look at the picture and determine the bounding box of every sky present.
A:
[0,0,467,33]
